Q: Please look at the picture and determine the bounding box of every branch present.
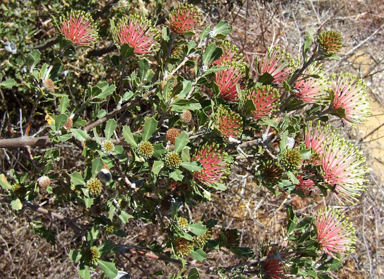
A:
[0,136,51,149]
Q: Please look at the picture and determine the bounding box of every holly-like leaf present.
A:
[11,199,23,210]
[59,96,69,114]
[174,132,189,153]
[212,21,232,39]
[123,125,138,148]
[104,119,117,140]
[203,44,223,65]
[0,78,16,88]
[0,174,12,190]
[141,117,158,141]
[98,240,118,255]
[152,161,164,175]
[70,171,86,186]
[72,129,89,141]
[97,260,118,279]
[190,249,206,262]
[180,162,202,172]
[188,223,207,236]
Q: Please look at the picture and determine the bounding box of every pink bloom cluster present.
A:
[168,3,201,35]
[258,46,293,83]
[216,62,245,101]
[212,40,243,66]
[296,175,316,196]
[215,105,243,140]
[262,246,286,279]
[245,85,280,119]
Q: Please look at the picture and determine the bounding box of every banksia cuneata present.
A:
[180,109,192,124]
[212,40,243,66]
[166,128,180,144]
[261,246,287,279]
[216,62,245,102]
[295,175,316,196]
[195,229,212,248]
[259,161,284,185]
[111,14,160,54]
[137,141,154,158]
[174,237,194,257]
[245,85,280,119]
[165,152,182,169]
[281,149,302,171]
[304,122,336,164]
[177,217,189,229]
[168,3,201,35]
[316,208,356,258]
[58,11,98,46]
[258,46,294,83]
[215,105,243,140]
[192,144,229,187]
[87,177,102,195]
[38,176,50,188]
[330,73,370,124]
[101,140,114,154]
[317,30,343,56]
[83,247,100,265]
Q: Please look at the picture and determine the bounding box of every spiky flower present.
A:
[83,246,100,265]
[165,152,182,169]
[192,144,228,187]
[111,14,160,54]
[304,122,336,164]
[322,136,367,204]
[330,73,370,124]
[195,229,212,248]
[174,237,194,257]
[317,30,343,56]
[258,46,293,83]
[245,85,280,119]
[221,229,240,248]
[180,109,192,124]
[166,128,180,144]
[87,177,102,195]
[261,246,286,279]
[296,175,316,196]
[12,184,25,197]
[168,3,201,35]
[38,176,50,188]
[137,141,154,158]
[316,208,356,257]
[294,63,328,103]
[101,140,114,154]
[212,40,243,66]
[259,161,284,185]
[215,105,243,139]
[177,217,189,229]
[281,149,302,171]
[58,11,98,46]
[216,62,245,101]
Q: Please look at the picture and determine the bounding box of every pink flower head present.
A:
[216,62,245,102]
[262,246,286,279]
[294,63,328,103]
[192,143,228,187]
[258,46,293,83]
[168,3,201,35]
[304,122,335,164]
[215,105,243,140]
[112,15,160,54]
[316,207,356,257]
[212,41,243,66]
[296,175,316,196]
[59,11,98,46]
[322,136,367,204]
[331,73,370,124]
[245,85,280,119]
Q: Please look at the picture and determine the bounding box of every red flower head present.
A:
[168,3,201,35]
[316,207,356,258]
[258,46,294,83]
[304,122,335,164]
[262,246,286,279]
[294,63,328,103]
[192,143,228,187]
[330,73,370,124]
[296,175,316,196]
[112,14,160,54]
[216,62,245,102]
[245,85,280,119]
[212,40,243,66]
[58,11,98,46]
[215,105,243,140]
[322,136,367,204]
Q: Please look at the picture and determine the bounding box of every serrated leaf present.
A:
[78,265,91,279]
[11,199,23,210]
[0,174,12,190]
[92,158,104,177]
[229,247,254,257]
[84,198,94,208]
[53,114,68,131]
[180,162,202,172]
[0,78,16,88]
[59,96,69,114]
[70,171,86,186]
[178,80,193,99]
[94,82,116,99]
[98,260,118,279]
[26,49,41,72]
[169,169,184,181]
[104,119,117,140]
[181,147,191,162]
[122,125,138,147]
[174,132,189,153]
[141,117,158,141]
[152,161,164,175]
[258,72,274,84]
[188,223,207,236]
[300,149,311,160]
[171,99,201,112]
[72,129,89,141]
[186,41,196,55]
[118,211,133,224]
[190,249,206,262]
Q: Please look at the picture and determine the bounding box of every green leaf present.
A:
[72,129,89,141]
[70,171,86,186]
[203,44,223,65]
[152,161,164,175]
[229,247,254,258]
[69,250,82,262]
[199,25,211,43]
[180,162,202,172]
[104,119,117,140]
[153,143,167,159]
[174,132,189,153]
[98,240,118,255]
[178,80,192,99]
[286,205,298,234]
[287,171,299,184]
[26,49,41,72]
[11,199,23,211]
[188,223,207,236]
[123,125,138,148]
[122,91,134,102]
[141,117,158,141]
[169,169,184,181]
[59,96,69,114]
[171,99,201,112]
[88,225,100,242]
[181,147,191,162]
[138,58,149,81]
[186,41,196,55]
[258,72,274,84]
[121,44,134,58]
[299,149,311,160]
[84,198,94,208]
[118,211,133,224]
[303,34,313,60]
[188,267,200,279]
[52,114,68,131]
[190,249,206,262]
[78,265,91,279]
[94,82,116,99]
[0,174,12,190]
[0,78,16,88]
[212,21,232,38]
[92,158,104,177]
[97,260,118,279]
